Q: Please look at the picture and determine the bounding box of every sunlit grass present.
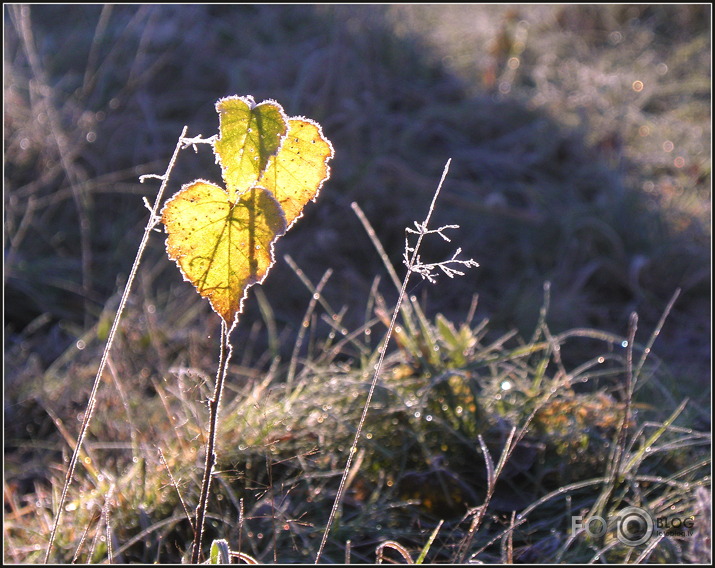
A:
[4,4,710,564]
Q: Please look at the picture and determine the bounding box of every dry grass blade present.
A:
[376,540,414,564]
[43,127,189,562]
[4,5,708,564]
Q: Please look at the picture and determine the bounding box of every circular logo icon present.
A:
[616,506,654,546]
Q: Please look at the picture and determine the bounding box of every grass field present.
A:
[4,4,711,563]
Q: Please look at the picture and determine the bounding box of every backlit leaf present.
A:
[213,96,288,201]
[258,117,334,228]
[161,180,286,327]
[161,95,333,326]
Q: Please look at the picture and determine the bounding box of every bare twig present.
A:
[315,159,478,562]
[45,127,188,562]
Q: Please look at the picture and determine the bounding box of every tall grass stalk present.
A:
[44,127,189,562]
[315,159,479,561]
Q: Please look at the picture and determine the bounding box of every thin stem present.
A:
[45,126,188,562]
[315,160,454,563]
[590,311,639,522]
[633,288,680,382]
[192,320,234,563]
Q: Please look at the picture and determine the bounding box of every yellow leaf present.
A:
[213,96,289,201]
[161,180,286,327]
[258,117,335,228]
[161,95,334,326]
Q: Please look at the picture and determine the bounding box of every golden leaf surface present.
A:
[258,117,334,228]
[161,180,286,326]
[161,95,333,326]
[213,96,288,201]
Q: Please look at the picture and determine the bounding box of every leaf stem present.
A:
[192,320,234,563]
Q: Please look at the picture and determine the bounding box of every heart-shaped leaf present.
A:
[258,117,334,228]
[161,180,286,327]
[161,95,333,327]
[213,96,289,201]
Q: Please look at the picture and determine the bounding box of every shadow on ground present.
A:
[5,2,710,433]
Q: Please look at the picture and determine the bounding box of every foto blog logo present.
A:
[572,506,695,546]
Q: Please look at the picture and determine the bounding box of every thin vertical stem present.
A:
[45,126,188,562]
[315,160,453,563]
[192,320,234,563]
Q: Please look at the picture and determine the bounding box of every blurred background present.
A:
[6,3,709,388]
[4,4,711,562]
